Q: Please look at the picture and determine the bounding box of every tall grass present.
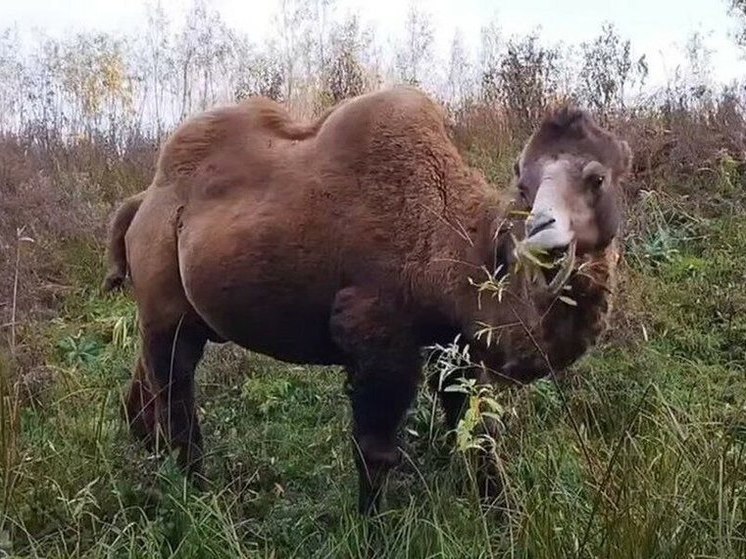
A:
[0,195,744,557]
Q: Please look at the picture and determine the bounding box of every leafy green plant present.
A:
[447,378,506,453]
[639,226,680,264]
[241,377,292,416]
[718,152,741,195]
[57,332,104,367]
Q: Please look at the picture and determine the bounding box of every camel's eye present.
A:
[513,160,520,176]
[582,161,606,190]
[588,174,604,189]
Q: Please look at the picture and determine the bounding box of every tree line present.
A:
[0,0,740,145]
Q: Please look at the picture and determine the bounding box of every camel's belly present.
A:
[177,212,345,365]
[193,281,343,365]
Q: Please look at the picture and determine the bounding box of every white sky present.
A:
[2,0,744,89]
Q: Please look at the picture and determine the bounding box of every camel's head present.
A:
[513,107,632,256]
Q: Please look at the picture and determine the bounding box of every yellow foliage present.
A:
[60,35,133,120]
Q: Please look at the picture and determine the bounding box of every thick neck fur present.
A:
[487,242,619,384]
[414,165,619,385]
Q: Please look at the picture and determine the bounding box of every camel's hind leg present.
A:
[138,317,209,480]
[427,371,468,432]
[121,187,211,479]
[123,355,156,446]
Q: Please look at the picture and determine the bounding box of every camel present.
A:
[103,87,631,514]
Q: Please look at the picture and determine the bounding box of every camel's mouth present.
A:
[526,215,555,237]
[546,240,577,294]
[523,216,575,253]
[513,234,577,295]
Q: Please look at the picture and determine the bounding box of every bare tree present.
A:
[446,30,474,105]
[313,0,335,76]
[494,34,561,129]
[275,0,317,102]
[685,32,713,103]
[478,17,502,102]
[729,0,746,48]
[578,23,647,116]
[234,45,285,102]
[322,14,371,104]
[142,1,172,137]
[26,34,66,139]
[394,1,434,86]
[0,27,26,132]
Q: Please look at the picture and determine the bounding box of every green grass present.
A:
[1,192,745,558]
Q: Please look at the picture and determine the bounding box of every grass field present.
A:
[1,159,745,558]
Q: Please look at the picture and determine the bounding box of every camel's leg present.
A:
[140,319,208,479]
[330,287,421,515]
[121,185,210,478]
[427,371,468,432]
[123,355,156,446]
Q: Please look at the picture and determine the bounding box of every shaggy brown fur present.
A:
[103,87,631,514]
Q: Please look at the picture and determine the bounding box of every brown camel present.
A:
[103,87,631,514]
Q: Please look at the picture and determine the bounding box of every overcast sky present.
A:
[2,0,744,89]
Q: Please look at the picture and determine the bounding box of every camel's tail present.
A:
[102,191,145,292]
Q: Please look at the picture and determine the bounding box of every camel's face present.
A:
[513,108,632,255]
[516,155,620,254]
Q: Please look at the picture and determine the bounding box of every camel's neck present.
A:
[407,168,510,322]
[481,240,620,385]
[538,242,619,367]
[409,165,618,383]
[428,181,620,384]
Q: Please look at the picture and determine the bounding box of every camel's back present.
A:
[313,87,448,154]
[154,86,450,200]
[170,87,472,283]
[153,99,304,199]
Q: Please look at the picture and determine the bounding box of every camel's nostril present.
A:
[527,216,556,237]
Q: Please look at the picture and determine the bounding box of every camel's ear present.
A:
[619,140,633,176]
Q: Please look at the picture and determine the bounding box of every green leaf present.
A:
[444,384,469,393]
